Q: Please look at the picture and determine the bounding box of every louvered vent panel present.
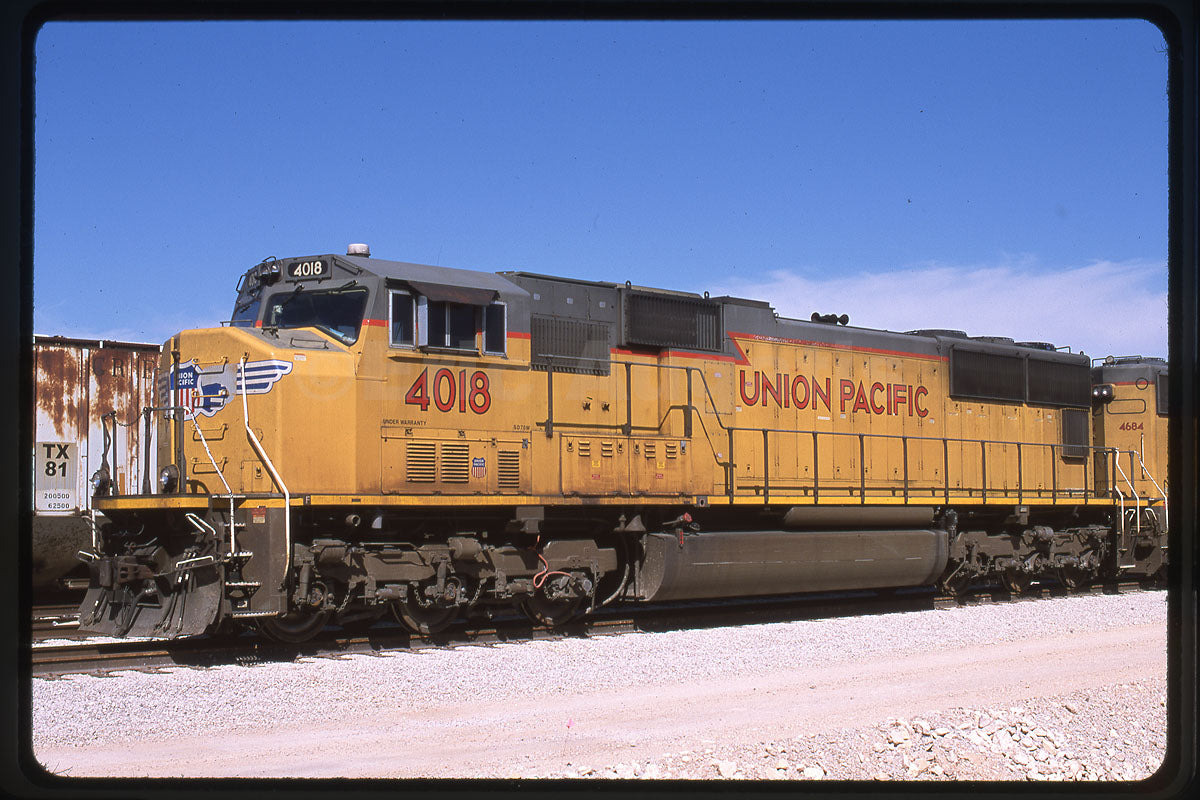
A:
[950,348,1024,403]
[406,442,437,483]
[441,443,470,483]
[600,441,614,458]
[644,442,657,459]
[1060,409,1090,459]
[665,442,678,459]
[530,315,612,375]
[498,450,521,490]
[1028,358,1090,408]
[578,440,591,457]
[623,292,721,350]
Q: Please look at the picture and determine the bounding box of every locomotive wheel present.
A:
[1057,567,1092,591]
[940,570,973,597]
[391,598,457,635]
[1001,570,1033,595]
[521,593,584,628]
[259,609,331,643]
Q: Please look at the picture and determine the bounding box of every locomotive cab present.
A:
[1089,356,1169,575]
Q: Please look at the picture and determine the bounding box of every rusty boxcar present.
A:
[77,247,1168,640]
[32,335,160,592]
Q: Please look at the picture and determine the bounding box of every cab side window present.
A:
[390,291,415,347]
[430,301,476,350]
[484,303,506,354]
[415,297,507,355]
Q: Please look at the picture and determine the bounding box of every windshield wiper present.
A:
[313,323,353,344]
[234,294,259,314]
[273,283,306,311]
[273,280,357,311]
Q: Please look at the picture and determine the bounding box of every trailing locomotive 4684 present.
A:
[78,246,1169,641]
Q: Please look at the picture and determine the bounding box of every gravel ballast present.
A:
[31,590,1168,780]
[554,678,1168,782]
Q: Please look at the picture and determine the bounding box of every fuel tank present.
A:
[637,528,949,603]
[782,506,935,529]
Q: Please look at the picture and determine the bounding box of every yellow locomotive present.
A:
[78,246,1169,641]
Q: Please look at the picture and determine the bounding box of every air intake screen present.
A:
[1027,358,1090,408]
[623,292,721,350]
[1156,372,1168,416]
[1061,408,1090,459]
[949,349,1025,403]
[530,315,611,375]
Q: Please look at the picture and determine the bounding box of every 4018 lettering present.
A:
[404,368,491,414]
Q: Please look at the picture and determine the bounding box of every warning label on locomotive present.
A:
[35,441,77,513]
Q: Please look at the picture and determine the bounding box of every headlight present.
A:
[159,464,179,493]
[90,467,110,493]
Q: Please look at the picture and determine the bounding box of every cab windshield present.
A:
[230,297,261,327]
[264,286,370,344]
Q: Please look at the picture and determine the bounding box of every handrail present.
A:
[184,408,238,555]
[240,356,292,582]
[1135,449,1169,531]
[538,354,1123,504]
[1112,454,1141,536]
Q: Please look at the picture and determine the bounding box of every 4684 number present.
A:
[1117,421,1145,432]
[404,368,491,414]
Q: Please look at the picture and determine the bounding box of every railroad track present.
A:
[30,579,1156,679]
[31,604,81,636]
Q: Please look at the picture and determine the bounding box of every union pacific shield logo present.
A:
[162,358,293,418]
[236,360,293,395]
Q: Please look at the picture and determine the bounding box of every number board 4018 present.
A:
[286,259,329,280]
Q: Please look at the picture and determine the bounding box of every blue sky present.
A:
[33,19,1168,358]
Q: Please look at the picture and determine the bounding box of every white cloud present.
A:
[710,259,1167,360]
[34,303,226,345]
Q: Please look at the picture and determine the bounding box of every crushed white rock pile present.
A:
[556,678,1167,781]
[32,590,1168,780]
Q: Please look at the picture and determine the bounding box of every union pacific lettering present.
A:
[738,370,930,418]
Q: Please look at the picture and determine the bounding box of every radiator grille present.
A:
[530,315,611,375]
[498,450,521,490]
[441,443,470,483]
[406,442,437,483]
[949,348,1025,403]
[1028,358,1090,408]
[623,292,721,350]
